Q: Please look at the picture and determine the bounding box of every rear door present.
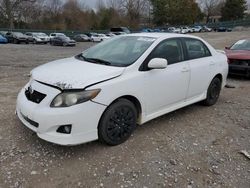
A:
[182,38,214,99]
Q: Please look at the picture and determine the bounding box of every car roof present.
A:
[127,32,200,40]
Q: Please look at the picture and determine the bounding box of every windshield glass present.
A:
[78,36,156,67]
[231,40,250,50]
[57,34,66,37]
[34,33,42,37]
[36,33,47,37]
[14,32,24,37]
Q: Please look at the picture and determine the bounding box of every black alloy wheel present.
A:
[98,99,137,146]
[202,77,222,106]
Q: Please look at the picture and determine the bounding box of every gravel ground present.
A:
[0,31,249,188]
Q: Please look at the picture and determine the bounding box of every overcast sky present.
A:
[83,0,102,8]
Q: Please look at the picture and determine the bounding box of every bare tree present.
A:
[0,0,37,28]
[44,0,62,16]
[200,0,224,23]
[120,0,150,27]
[108,0,122,10]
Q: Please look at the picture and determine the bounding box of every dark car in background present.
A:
[73,34,91,42]
[110,27,130,35]
[216,27,232,32]
[5,32,29,44]
[225,39,250,77]
[50,35,76,46]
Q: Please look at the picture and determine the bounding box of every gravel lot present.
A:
[0,31,249,188]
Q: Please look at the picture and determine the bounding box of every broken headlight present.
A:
[50,89,101,108]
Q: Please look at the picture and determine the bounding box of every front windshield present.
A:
[58,34,66,37]
[37,33,47,37]
[14,32,24,37]
[78,36,156,67]
[231,40,250,50]
[34,33,41,37]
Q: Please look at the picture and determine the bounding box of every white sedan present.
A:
[16,33,228,146]
[91,34,110,42]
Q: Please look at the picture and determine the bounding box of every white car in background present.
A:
[106,33,116,37]
[181,26,194,33]
[49,33,67,40]
[203,26,212,32]
[16,33,228,146]
[91,34,110,42]
[168,27,181,33]
[26,32,50,44]
[192,26,203,32]
[180,27,189,34]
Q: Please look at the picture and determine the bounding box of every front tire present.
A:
[202,77,222,106]
[98,99,137,146]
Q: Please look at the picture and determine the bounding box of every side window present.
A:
[184,39,211,60]
[150,39,184,65]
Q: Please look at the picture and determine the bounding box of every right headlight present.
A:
[50,89,101,108]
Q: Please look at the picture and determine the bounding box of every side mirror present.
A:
[225,46,230,50]
[148,58,168,69]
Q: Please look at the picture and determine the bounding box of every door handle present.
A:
[209,62,216,66]
[181,67,190,73]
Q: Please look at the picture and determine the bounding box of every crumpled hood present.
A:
[31,57,125,89]
[225,49,250,60]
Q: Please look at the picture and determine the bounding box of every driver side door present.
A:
[142,38,190,117]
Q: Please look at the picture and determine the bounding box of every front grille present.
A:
[229,59,250,67]
[20,112,39,128]
[25,86,46,104]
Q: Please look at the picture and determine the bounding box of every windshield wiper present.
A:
[76,54,111,65]
[86,58,111,65]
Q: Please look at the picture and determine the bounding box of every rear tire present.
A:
[98,99,137,146]
[202,77,222,106]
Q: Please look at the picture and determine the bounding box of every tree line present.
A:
[0,0,248,30]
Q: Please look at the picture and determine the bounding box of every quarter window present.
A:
[184,38,211,59]
[149,39,184,65]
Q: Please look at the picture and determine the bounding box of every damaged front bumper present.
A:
[16,80,106,145]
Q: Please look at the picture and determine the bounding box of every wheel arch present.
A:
[213,73,223,87]
[100,95,143,124]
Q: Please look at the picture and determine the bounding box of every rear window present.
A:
[184,38,211,59]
